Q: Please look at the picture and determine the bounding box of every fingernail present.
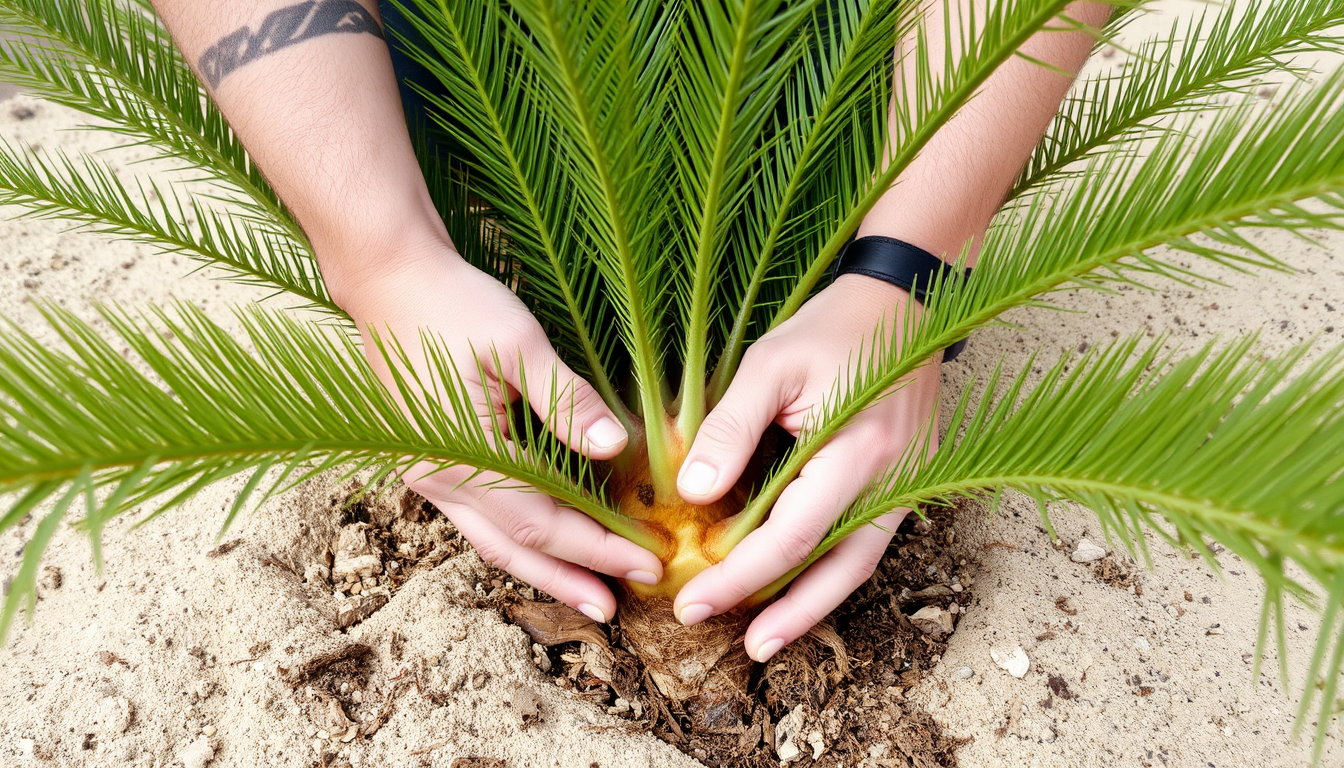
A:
[585,417,627,451]
[753,638,785,663]
[678,461,718,497]
[576,603,608,623]
[678,603,714,627]
[625,569,660,586]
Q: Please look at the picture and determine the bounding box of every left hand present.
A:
[673,274,941,662]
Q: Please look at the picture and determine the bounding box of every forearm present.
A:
[150,0,452,307]
[858,0,1110,264]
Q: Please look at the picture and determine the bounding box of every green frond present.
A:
[669,0,814,435]
[1014,0,1344,197]
[0,0,305,242]
[0,140,338,314]
[500,0,681,489]
[788,335,1344,756]
[392,0,625,417]
[0,301,656,640]
[705,0,905,405]
[725,70,1344,547]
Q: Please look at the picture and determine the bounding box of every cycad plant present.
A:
[2,0,1344,754]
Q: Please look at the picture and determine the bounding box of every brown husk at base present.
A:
[616,588,755,732]
[497,503,973,767]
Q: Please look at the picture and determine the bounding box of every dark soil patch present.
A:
[1091,556,1139,592]
[498,504,976,767]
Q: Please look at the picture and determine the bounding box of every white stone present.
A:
[807,731,825,760]
[1070,538,1107,563]
[178,736,214,768]
[954,666,974,680]
[775,704,807,763]
[1134,636,1151,653]
[991,646,1030,678]
[910,605,955,638]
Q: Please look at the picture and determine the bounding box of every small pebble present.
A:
[316,729,330,740]
[201,725,216,737]
[1070,538,1107,563]
[352,690,363,704]
[951,583,963,593]
[954,666,973,679]
[991,646,1030,678]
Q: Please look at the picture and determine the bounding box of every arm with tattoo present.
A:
[197,1,383,88]
[149,0,660,617]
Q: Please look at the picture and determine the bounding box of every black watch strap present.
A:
[832,235,971,361]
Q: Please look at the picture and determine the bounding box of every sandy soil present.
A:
[1,3,1342,766]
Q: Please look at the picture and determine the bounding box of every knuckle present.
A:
[472,537,513,572]
[584,535,615,574]
[741,343,782,376]
[842,546,885,586]
[532,561,569,597]
[696,408,754,452]
[505,515,554,552]
[772,523,824,567]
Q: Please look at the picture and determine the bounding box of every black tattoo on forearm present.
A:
[198,0,384,88]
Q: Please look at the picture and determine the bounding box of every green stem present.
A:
[0,176,341,315]
[531,0,675,493]
[679,0,757,438]
[767,0,1074,332]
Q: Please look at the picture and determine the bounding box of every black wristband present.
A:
[831,235,971,361]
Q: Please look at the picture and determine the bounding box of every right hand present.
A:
[333,239,664,623]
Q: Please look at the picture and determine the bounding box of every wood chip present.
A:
[505,600,608,647]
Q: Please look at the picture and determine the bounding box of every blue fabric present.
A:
[378,1,436,128]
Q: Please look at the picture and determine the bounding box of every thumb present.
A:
[507,341,629,460]
[678,358,787,505]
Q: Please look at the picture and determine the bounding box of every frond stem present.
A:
[719,167,1344,553]
[530,0,675,493]
[678,0,757,439]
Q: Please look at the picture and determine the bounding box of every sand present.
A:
[1,3,1342,766]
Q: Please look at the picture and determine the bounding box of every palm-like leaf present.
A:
[727,71,1344,543]
[797,335,1344,759]
[0,141,337,312]
[0,301,655,637]
[0,0,299,234]
[1015,0,1344,196]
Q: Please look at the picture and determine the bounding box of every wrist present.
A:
[322,228,464,318]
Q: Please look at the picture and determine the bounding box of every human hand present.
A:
[673,274,940,660]
[334,239,664,623]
